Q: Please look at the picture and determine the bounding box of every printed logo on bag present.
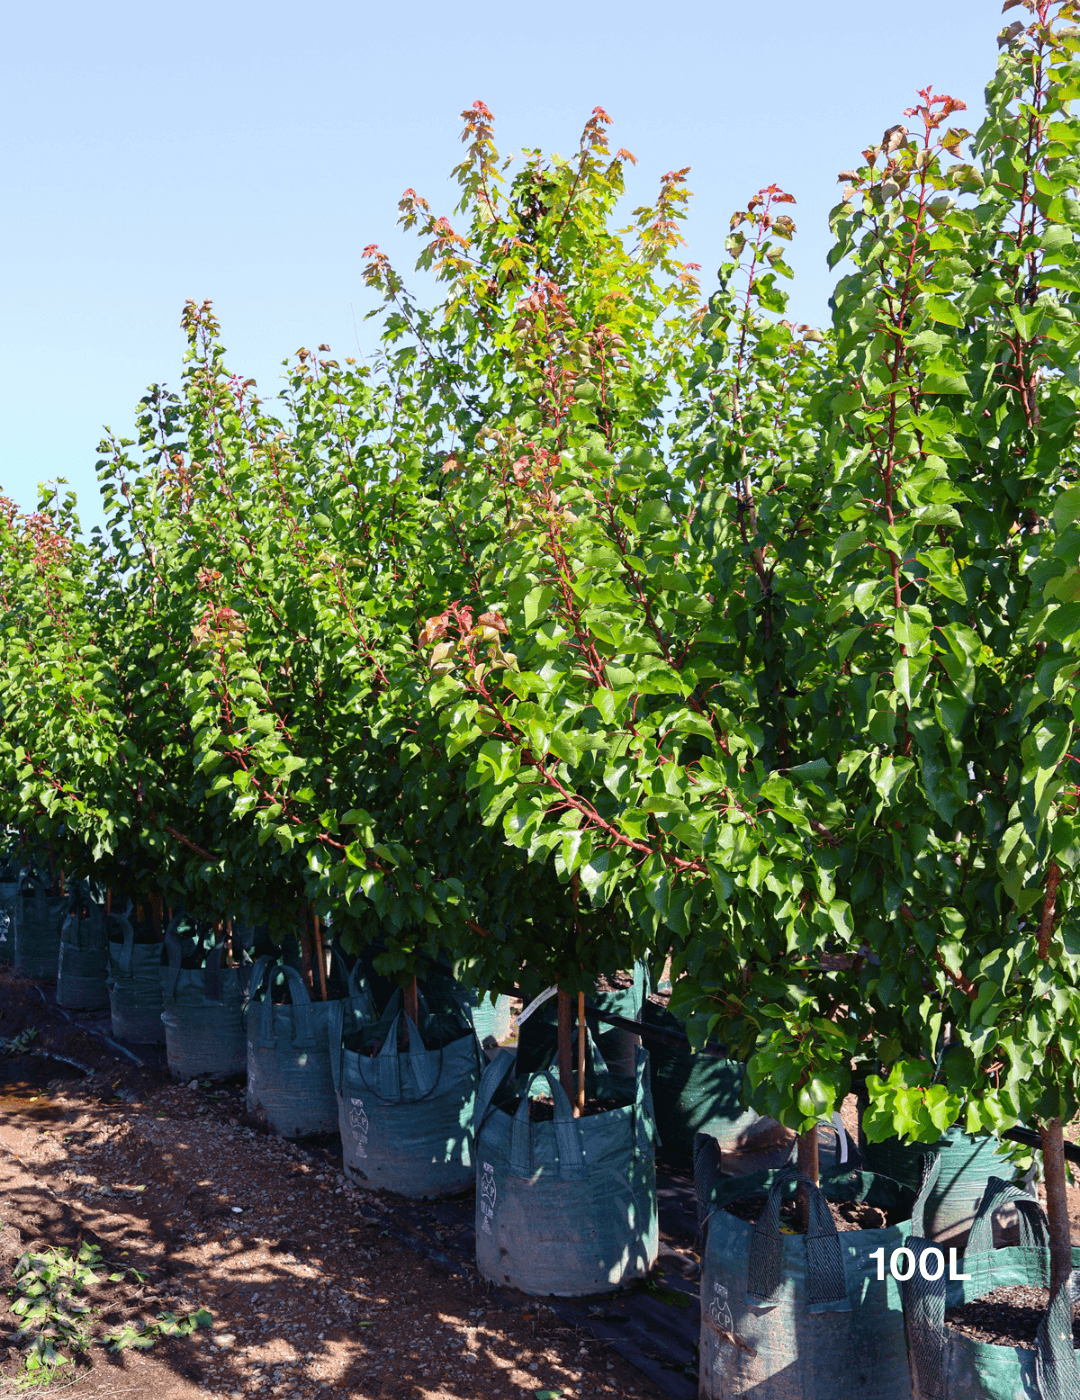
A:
[349,1097,369,1158]
[708,1281,733,1332]
[480,1161,496,1234]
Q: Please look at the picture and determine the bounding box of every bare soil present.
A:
[0,964,665,1400]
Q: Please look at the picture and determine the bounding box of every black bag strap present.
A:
[746,1168,849,1311]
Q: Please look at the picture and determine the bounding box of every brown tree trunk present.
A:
[1040,1118,1072,1297]
[403,974,419,1048]
[557,986,575,1108]
[795,1126,820,1230]
[576,990,586,1117]
[311,913,327,1001]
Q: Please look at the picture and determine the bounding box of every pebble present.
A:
[213,1333,238,1347]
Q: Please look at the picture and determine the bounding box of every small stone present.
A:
[188,1080,199,1090]
[529,1362,539,1373]
[232,1206,243,1214]
[213,1333,237,1347]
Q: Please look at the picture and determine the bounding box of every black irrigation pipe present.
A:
[1002,1124,1080,1166]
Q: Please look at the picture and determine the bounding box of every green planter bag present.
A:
[517,963,647,1078]
[904,1159,1080,1400]
[161,919,252,1080]
[245,957,368,1138]
[330,990,483,1200]
[472,1045,658,1297]
[641,998,786,1155]
[106,912,165,1043]
[14,873,67,982]
[862,1124,1014,1244]
[0,867,19,965]
[696,1145,916,1400]
[465,991,512,1047]
[56,884,109,1010]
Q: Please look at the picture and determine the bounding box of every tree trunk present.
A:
[311,913,327,1001]
[1040,1118,1072,1297]
[557,986,575,1108]
[576,991,586,1116]
[403,975,419,1048]
[795,1126,820,1230]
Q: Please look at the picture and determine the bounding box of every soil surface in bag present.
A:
[526,1092,627,1121]
[945,1285,1080,1349]
[721,1192,890,1232]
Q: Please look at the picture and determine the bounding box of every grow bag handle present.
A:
[163,917,227,1003]
[746,1168,849,1312]
[965,1173,1050,1258]
[905,1157,1079,1400]
[473,1048,518,1137]
[354,1011,444,1105]
[19,869,48,922]
[244,960,316,1051]
[327,984,379,1097]
[106,912,136,978]
[509,1070,587,1182]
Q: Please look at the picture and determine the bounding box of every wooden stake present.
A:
[312,913,327,1002]
[1040,1118,1072,1297]
[557,986,574,1107]
[105,887,112,918]
[576,990,586,1118]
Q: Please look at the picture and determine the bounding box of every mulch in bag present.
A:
[695,1135,916,1400]
[331,984,483,1199]
[106,911,165,1043]
[904,1157,1080,1400]
[56,883,109,1010]
[161,916,252,1080]
[245,956,369,1139]
[472,1043,658,1296]
[14,872,68,982]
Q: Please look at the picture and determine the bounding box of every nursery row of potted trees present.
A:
[5,0,1080,1394]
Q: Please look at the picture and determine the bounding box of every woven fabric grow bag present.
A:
[904,1157,1080,1400]
[245,958,369,1139]
[695,1141,916,1400]
[56,884,109,1010]
[330,994,483,1199]
[106,913,165,1042]
[14,874,67,981]
[161,921,252,1080]
[517,963,648,1078]
[465,991,512,1047]
[861,1123,1015,1245]
[472,1045,658,1296]
[0,870,19,964]
[641,997,786,1155]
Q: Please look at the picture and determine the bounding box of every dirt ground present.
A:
[0,965,666,1400]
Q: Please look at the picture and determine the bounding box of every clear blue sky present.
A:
[3,0,997,533]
